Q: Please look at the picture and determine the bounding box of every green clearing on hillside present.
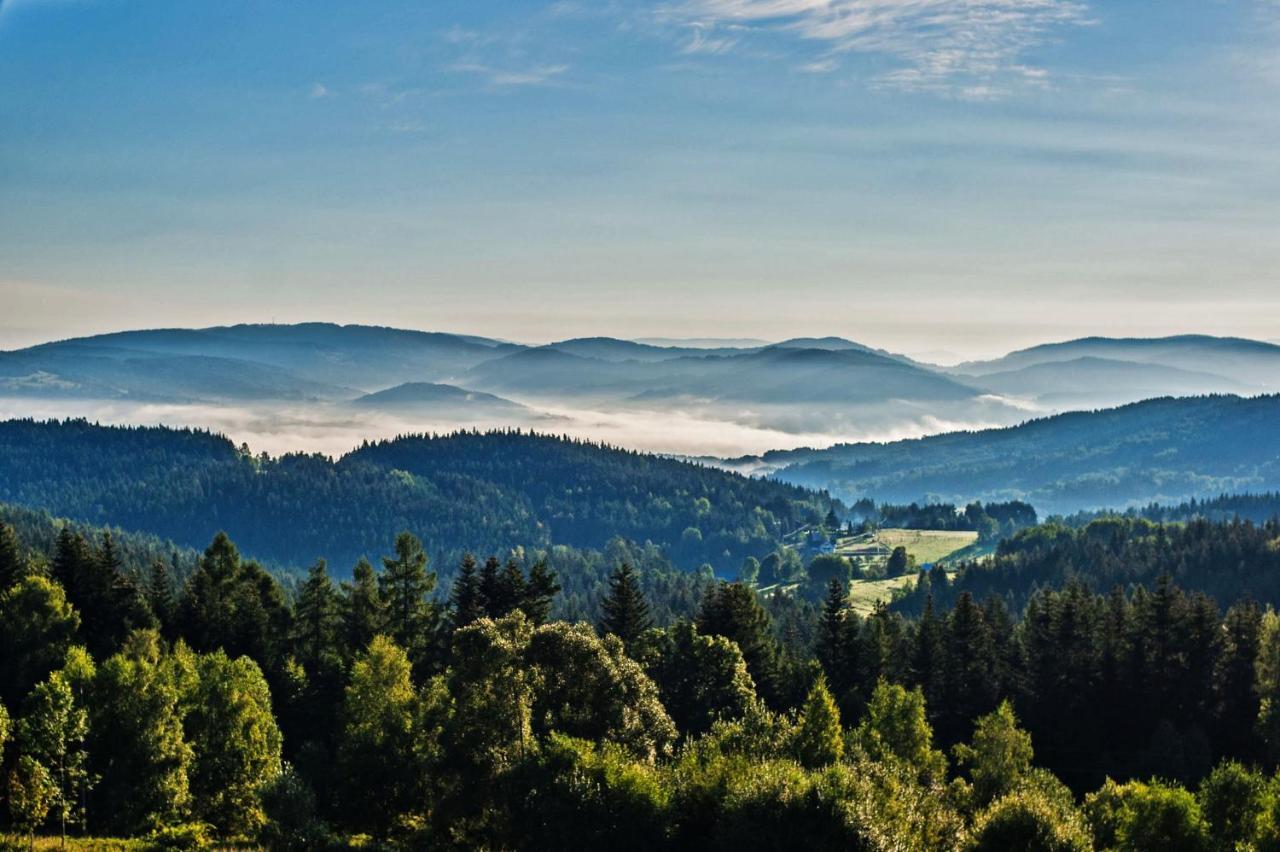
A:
[874,528,978,564]
[845,574,919,617]
[836,528,977,616]
[836,528,978,566]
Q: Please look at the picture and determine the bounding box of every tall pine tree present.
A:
[814,576,854,699]
[341,557,383,658]
[521,559,560,626]
[599,563,653,648]
[450,554,485,629]
[0,521,27,591]
[378,532,437,669]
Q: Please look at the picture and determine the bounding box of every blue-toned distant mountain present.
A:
[952,335,1280,391]
[4,325,1280,453]
[965,356,1254,407]
[348,382,537,420]
[0,341,352,402]
[0,323,522,400]
[730,394,1280,515]
[467,341,982,405]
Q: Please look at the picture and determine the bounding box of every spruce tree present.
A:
[815,576,852,693]
[912,594,943,707]
[493,559,527,619]
[0,521,26,591]
[697,581,779,704]
[378,532,436,667]
[293,560,342,672]
[450,554,485,629]
[341,557,383,658]
[521,559,560,626]
[478,556,503,618]
[599,563,652,648]
[145,558,177,637]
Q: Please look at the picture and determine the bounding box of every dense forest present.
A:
[1062,492,1280,527]
[898,516,1280,615]
[5,513,1280,849]
[0,419,836,573]
[848,498,1038,541]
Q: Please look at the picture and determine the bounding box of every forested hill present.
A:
[896,515,1280,615]
[752,394,1280,514]
[1062,492,1280,526]
[0,419,835,571]
[0,501,201,583]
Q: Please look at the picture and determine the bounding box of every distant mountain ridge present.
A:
[349,382,529,413]
[952,335,1280,390]
[3,324,1278,455]
[737,394,1280,515]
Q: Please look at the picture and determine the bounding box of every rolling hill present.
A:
[0,418,837,571]
[348,382,536,419]
[0,323,522,399]
[966,356,1253,407]
[737,394,1280,515]
[7,324,1280,458]
[952,335,1280,391]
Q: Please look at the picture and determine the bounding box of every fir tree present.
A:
[450,554,485,629]
[0,521,27,591]
[293,560,342,672]
[341,557,383,658]
[599,563,653,648]
[521,559,560,626]
[814,577,853,696]
[378,532,437,668]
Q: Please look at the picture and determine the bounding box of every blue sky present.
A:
[1,0,1277,359]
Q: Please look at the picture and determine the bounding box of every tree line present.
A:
[897,515,1280,614]
[6,517,1280,848]
[848,498,1039,542]
[0,419,837,572]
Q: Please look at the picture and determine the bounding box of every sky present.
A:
[1,0,1278,361]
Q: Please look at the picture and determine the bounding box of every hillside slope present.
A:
[752,395,1280,514]
[0,419,836,571]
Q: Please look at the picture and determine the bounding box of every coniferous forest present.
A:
[4,506,1280,849]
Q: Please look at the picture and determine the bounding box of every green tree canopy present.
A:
[794,674,843,768]
[187,651,283,837]
[340,634,427,837]
[18,668,93,840]
[636,621,757,738]
[0,575,80,708]
[852,679,947,782]
[954,700,1035,807]
[527,621,676,762]
[90,630,193,835]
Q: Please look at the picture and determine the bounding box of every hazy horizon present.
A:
[2,318,1277,367]
[3,0,1278,358]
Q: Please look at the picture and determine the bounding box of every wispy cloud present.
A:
[666,0,1093,96]
[682,23,739,54]
[448,61,570,87]
[797,57,839,73]
[438,16,573,90]
[309,82,330,99]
